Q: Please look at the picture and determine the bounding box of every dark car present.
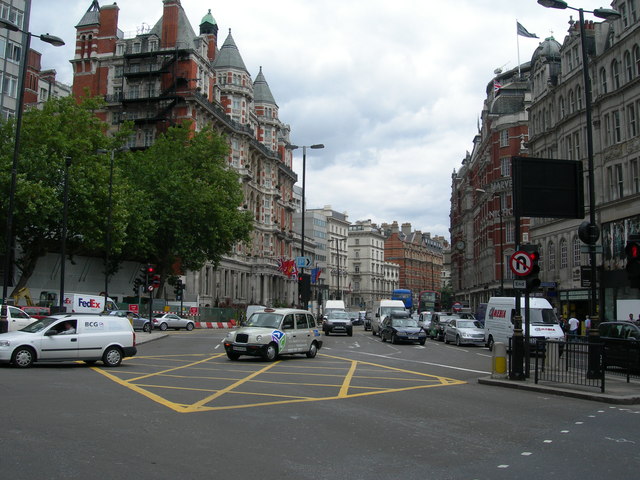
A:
[599,321,640,371]
[428,313,459,341]
[379,311,427,345]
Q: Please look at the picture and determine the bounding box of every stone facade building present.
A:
[70,0,299,307]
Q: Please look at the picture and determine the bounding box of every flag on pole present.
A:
[517,21,539,39]
[493,79,502,92]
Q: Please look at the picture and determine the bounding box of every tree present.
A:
[127,123,253,292]
[0,96,132,297]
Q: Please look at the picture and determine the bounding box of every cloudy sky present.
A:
[29,0,607,239]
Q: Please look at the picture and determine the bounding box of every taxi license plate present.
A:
[233,346,247,352]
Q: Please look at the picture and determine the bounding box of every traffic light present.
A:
[152,275,161,289]
[520,244,541,291]
[174,279,185,299]
[139,264,155,290]
[133,278,142,295]
[625,236,640,287]
[298,273,311,304]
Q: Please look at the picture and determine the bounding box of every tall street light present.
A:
[0,17,65,318]
[286,143,324,306]
[537,0,620,318]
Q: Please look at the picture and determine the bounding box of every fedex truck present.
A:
[63,294,117,313]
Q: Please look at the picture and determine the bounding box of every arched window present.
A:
[600,67,608,94]
[624,50,633,82]
[559,96,565,118]
[576,85,583,110]
[560,239,568,269]
[572,236,582,267]
[569,90,576,113]
[612,58,620,89]
[634,45,640,77]
[548,241,556,271]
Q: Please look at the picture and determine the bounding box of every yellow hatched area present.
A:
[93,353,466,413]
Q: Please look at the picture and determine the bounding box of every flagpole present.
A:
[516,19,521,78]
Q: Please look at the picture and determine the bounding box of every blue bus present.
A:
[392,289,413,310]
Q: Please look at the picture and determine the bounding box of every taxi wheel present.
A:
[226,352,240,361]
[102,346,123,367]
[11,346,35,368]
[186,322,194,331]
[263,343,278,361]
[306,342,318,358]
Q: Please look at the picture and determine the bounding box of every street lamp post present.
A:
[538,0,621,320]
[59,157,71,312]
[0,17,65,320]
[286,143,324,307]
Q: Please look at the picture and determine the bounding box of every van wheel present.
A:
[11,346,35,368]
[102,346,123,367]
[306,342,318,358]
[487,336,494,351]
[263,343,278,361]
[186,322,194,331]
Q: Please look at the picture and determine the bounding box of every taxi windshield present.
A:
[246,312,282,328]
[20,317,58,333]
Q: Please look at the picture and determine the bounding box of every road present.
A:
[1,327,638,479]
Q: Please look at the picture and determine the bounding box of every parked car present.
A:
[598,321,640,371]
[108,310,151,332]
[20,306,50,320]
[379,311,427,345]
[417,311,433,329]
[1,304,34,331]
[223,308,322,361]
[428,313,459,341]
[152,313,195,331]
[323,310,353,336]
[444,318,485,346]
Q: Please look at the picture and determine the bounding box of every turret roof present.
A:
[76,0,101,28]
[253,67,277,106]
[212,29,248,72]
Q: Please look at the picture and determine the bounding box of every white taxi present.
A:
[223,308,322,361]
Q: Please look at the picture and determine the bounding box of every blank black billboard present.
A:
[512,156,584,219]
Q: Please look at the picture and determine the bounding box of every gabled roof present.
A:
[76,0,101,28]
[212,29,248,72]
[253,67,277,106]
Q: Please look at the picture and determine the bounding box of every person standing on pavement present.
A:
[568,315,579,339]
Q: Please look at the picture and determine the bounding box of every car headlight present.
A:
[225,332,234,339]
[0,340,10,347]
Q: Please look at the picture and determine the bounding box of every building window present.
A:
[5,41,21,63]
[548,241,556,271]
[576,85,583,110]
[613,110,622,143]
[624,50,633,82]
[560,239,568,269]
[620,2,629,27]
[500,157,511,176]
[132,43,141,54]
[600,67,608,94]
[628,103,637,138]
[631,158,639,194]
[2,74,18,97]
[559,96,565,118]
[604,113,612,146]
[116,44,124,56]
[572,236,581,267]
[499,130,509,147]
[569,90,576,113]
[612,59,620,89]
[573,131,581,159]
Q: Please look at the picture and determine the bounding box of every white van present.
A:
[1,305,34,331]
[372,299,407,336]
[484,296,564,351]
[0,313,137,368]
[63,294,117,313]
[323,300,346,319]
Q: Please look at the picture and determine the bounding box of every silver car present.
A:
[444,319,485,346]
[152,313,195,331]
[107,310,151,332]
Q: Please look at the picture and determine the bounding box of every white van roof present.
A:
[488,296,553,308]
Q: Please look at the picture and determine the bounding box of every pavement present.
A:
[134,330,640,404]
[479,374,640,404]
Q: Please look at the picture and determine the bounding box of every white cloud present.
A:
[30,0,612,238]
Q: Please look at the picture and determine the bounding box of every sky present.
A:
[29,0,612,240]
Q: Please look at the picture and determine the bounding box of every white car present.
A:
[223,308,323,361]
[152,313,195,331]
[444,318,485,346]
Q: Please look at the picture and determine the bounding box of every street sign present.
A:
[513,279,527,289]
[510,251,534,276]
[295,256,311,268]
[580,245,603,253]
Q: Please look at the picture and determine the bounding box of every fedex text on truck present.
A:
[78,297,101,309]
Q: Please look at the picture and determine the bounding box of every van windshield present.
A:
[20,317,58,333]
[527,308,558,325]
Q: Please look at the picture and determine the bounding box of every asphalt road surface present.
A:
[2,327,638,479]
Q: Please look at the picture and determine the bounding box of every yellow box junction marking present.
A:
[93,353,466,413]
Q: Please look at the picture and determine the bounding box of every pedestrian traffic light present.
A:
[520,244,541,291]
[625,236,640,287]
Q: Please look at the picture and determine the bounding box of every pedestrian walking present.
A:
[568,315,579,339]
